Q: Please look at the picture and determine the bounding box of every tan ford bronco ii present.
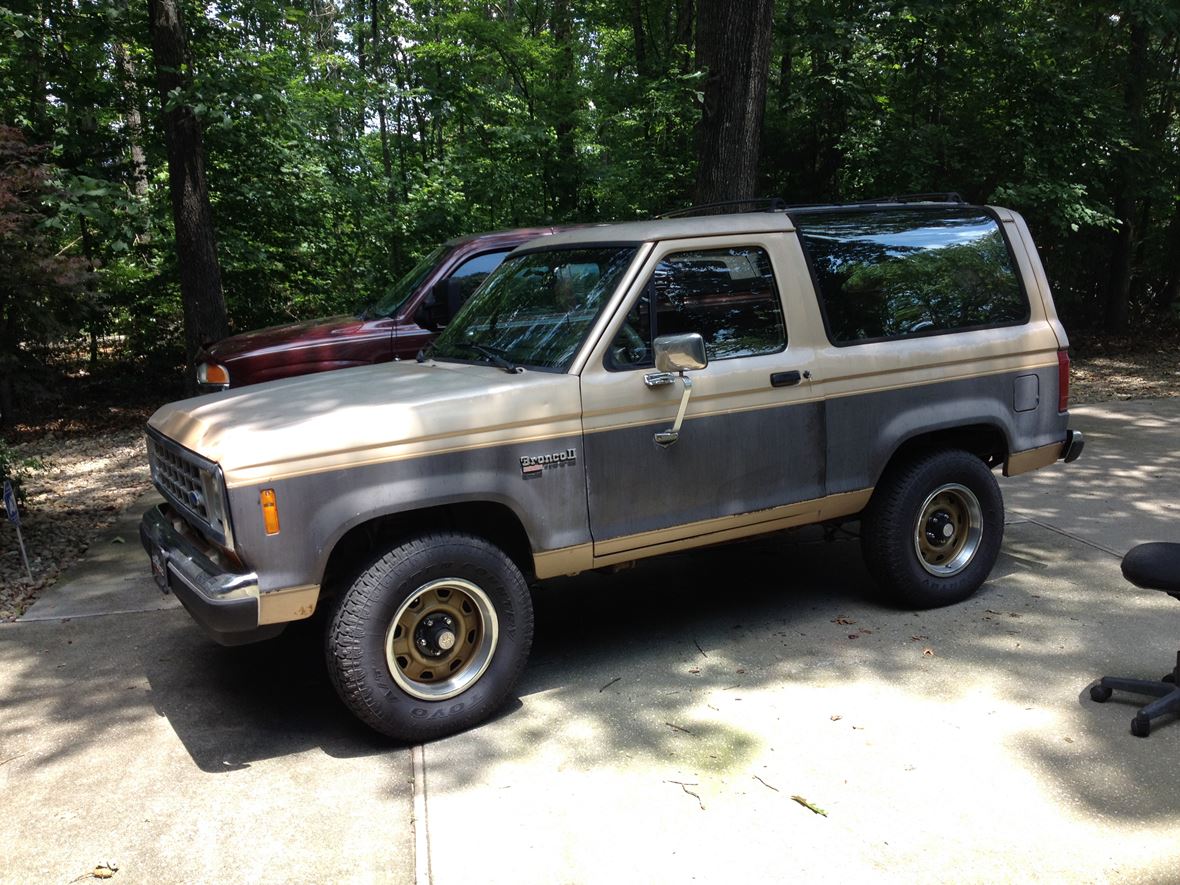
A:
[140,196,1084,741]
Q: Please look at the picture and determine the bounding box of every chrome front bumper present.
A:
[140,504,281,645]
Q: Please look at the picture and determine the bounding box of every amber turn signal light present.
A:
[260,489,280,535]
[198,362,230,386]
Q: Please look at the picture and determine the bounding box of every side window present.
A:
[795,209,1029,344]
[449,250,510,304]
[608,246,786,369]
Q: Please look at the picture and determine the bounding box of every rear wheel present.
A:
[862,449,1004,608]
[326,532,533,742]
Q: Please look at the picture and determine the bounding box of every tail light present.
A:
[1057,349,1070,412]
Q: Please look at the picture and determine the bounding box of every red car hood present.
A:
[205,315,384,362]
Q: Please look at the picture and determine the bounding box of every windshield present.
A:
[366,245,449,318]
[429,246,638,372]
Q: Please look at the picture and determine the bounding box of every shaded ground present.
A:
[2,337,1178,619]
[1070,334,1180,404]
[1,360,174,619]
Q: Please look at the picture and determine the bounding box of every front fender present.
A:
[225,434,590,593]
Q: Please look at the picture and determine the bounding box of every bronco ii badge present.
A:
[520,448,577,479]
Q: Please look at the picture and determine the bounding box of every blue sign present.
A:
[3,480,18,526]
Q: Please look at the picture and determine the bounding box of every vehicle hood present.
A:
[205,315,381,362]
[149,360,583,487]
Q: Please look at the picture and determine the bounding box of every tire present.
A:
[861,448,1004,609]
[325,532,534,742]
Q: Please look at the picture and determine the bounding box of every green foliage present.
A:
[0,0,1177,422]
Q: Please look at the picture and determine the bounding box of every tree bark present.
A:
[673,0,694,66]
[148,0,229,388]
[113,41,150,199]
[632,0,650,78]
[1160,208,1180,314]
[550,0,579,218]
[693,0,774,205]
[114,0,149,198]
[1104,17,1149,333]
[777,1,793,110]
[370,0,396,188]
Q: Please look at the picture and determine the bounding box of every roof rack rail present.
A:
[656,197,788,219]
[855,192,966,205]
[656,193,967,220]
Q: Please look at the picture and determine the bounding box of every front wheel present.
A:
[325,532,534,742]
[861,449,1004,609]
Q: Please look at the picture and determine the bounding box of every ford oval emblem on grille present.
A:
[187,489,205,509]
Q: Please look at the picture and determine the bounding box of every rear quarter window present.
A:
[794,209,1029,345]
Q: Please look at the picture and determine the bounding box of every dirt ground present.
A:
[2,338,1178,619]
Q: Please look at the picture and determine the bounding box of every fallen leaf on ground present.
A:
[791,795,828,816]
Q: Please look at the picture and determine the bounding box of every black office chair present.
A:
[1090,543,1180,737]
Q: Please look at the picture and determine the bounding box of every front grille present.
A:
[150,438,210,521]
[146,429,231,547]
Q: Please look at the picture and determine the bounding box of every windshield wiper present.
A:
[453,342,521,374]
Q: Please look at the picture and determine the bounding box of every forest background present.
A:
[1,0,1179,433]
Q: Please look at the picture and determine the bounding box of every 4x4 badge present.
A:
[520,448,577,479]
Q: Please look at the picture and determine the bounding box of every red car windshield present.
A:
[429,246,638,372]
[367,245,449,318]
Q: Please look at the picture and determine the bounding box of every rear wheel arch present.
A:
[877,423,1010,481]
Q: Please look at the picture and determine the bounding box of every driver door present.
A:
[579,235,825,558]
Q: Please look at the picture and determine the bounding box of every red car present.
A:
[195,226,557,391]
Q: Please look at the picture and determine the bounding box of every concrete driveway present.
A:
[3,400,1180,884]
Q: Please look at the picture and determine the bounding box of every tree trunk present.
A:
[113,41,150,199]
[777,1,793,110]
[370,0,396,188]
[26,1,49,142]
[1104,17,1149,333]
[550,0,579,218]
[148,0,229,388]
[113,0,149,198]
[1160,208,1180,315]
[674,0,694,69]
[693,0,774,205]
[632,0,650,79]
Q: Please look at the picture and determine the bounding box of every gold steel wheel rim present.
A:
[384,578,500,702]
[913,483,983,577]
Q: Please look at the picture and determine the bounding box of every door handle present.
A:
[771,370,810,388]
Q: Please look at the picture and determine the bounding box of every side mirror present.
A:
[648,333,707,448]
[413,278,465,331]
[654,333,708,374]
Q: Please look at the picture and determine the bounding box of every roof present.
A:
[444,226,557,248]
[524,212,796,251]
[517,199,993,252]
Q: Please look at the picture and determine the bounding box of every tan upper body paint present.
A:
[149,205,1071,587]
[152,359,583,489]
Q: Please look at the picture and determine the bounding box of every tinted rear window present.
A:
[795,209,1028,345]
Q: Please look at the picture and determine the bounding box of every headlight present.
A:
[198,466,231,543]
[197,361,230,388]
